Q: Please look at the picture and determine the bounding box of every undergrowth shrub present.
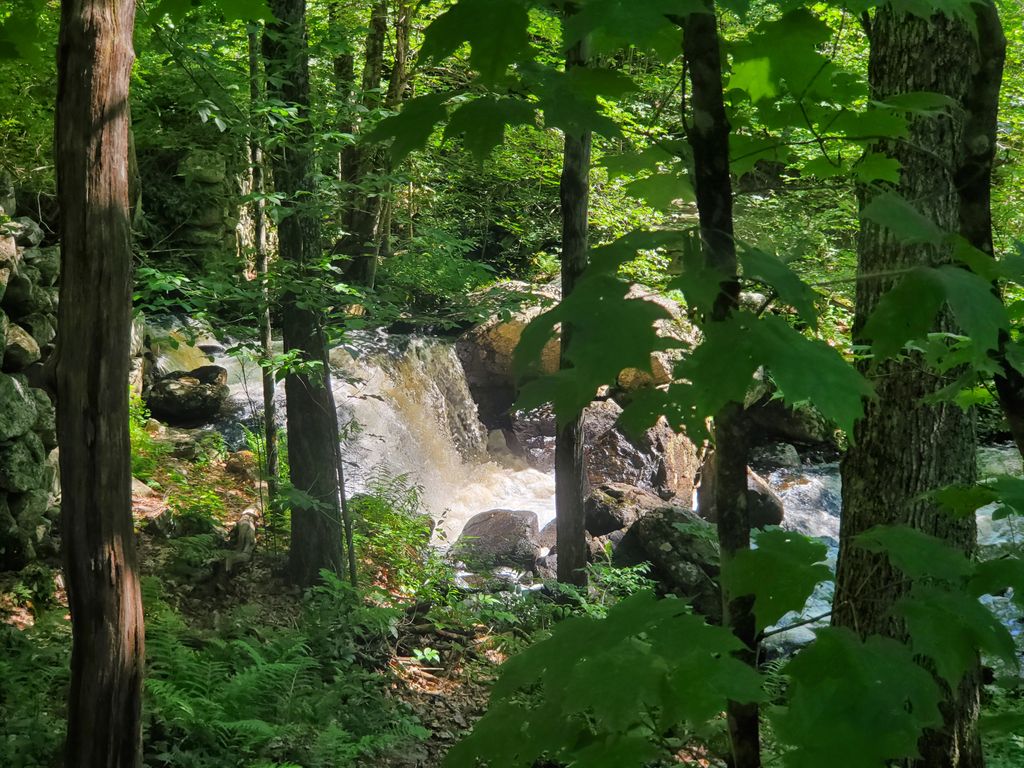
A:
[143,578,427,768]
[350,470,456,605]
[130,393,168,485]
[0,613,70,767]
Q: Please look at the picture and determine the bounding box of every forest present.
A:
[2,0,1024,766]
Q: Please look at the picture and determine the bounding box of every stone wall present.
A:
[0,215,60,571]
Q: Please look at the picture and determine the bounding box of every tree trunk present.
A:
[248,27,279,510]
[953,4,1022,458]
[832,8,982,767]
[55,0,145,765]
[554,25,592,589]
[264,0,346,588]
[340,0,388,288]
[682,7,760,767]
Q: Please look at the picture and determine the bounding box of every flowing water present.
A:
[163,329,1021,646]
[212,332,555,543]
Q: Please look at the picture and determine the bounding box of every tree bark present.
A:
[340,0,389,288]
[55,0,145,765]
[682,7,759,767]
[953,4,1022,458]
[832,8,982,767]
[555,23,592,588]
[264,0,346,588]
[248,27,279,510]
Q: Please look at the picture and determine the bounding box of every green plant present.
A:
[166,485,226,535]
[349,469,457,605]
[129,392,168,484]
[0,612,71,767]
[142,578,426,768]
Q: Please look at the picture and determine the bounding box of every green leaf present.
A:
[861,191,946,245]
[565,0,708,61]
[624,171,694,209]
[536,65,638,138]
[739,248,819,329]
[970,558,1024,609]
[749,315,872,434]
[855,525,973,582]
[861,267,946,360]
[929,484,1000,518]
[933,265,1009,360]
[855,152,901,183]
[898,586,1017,686]
[773,628,943,768]
[365,93,450,163]
[723,528,832,633]
[443,96,536,161]
[515,273,680,421]
[419,0,532,84]
[211,0,272,21]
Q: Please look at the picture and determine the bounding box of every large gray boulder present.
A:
[508,399,700,502]
[0,373,38,441]
[451,508,540,572]
[613,504,721,621]
[0,432,46,493]
[585,482,666,537]
[3,322,41,371]
[146,365,229,425]
[3,217,44,247]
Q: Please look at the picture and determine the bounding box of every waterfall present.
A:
[215,331,556,542]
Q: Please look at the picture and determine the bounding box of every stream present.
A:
[187,330,1022,647]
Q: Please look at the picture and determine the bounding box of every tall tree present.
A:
[55,0,145,765]
[832,8,983,766]
[248,25,279,511]
[554,10,591,588]
[681,6,759,766]
[264,0,346,587]
[954,4,1022,457]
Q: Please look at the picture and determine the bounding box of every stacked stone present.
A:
[0,216,60,571]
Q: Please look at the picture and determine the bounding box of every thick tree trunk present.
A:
[248,27,279,509]
[264,0,346,587]
[55,0,145,765]
[832,8,982,767]
[682,8,759,767]
[554,30,592,589]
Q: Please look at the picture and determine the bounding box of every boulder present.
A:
[748,398,835,447]
[0,493,32,569]
[750,442,801,472]
[22,246,59,286]
[0,235,17,268]
[698,451,785,529]
[0,373,38,440]
[507,400,700,501]
[178,150,227,185]
[585,482,666,537]
[537,518,558,553]
[225,450,258,480]
[3,217,44,247]
[2,264,38,316]
[455,282,560,426]
[450,508,540,572]
[146,365,229,425]
[0,432,45,492]
[147,326,215,377]
[614,504,721,621]
[3,323,41,371]
[30,388,56,450]
[21,312,56,349]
